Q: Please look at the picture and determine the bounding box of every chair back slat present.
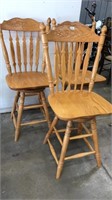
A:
[16,31,21,72]
[73,42,78,69]
[65,42,68,68]
[60,43,67,91]
[67,43,73,90]
[35,33,40,71]
[22,32,27,72]
[9,31,16,73]
[81,43,93,90]
[57,42,61,73]
[74,43,82,90]
[29,32,33,71]
[80,42,85,67]
[54,42,60,91]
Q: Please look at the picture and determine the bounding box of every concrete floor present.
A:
[1,81,112,200]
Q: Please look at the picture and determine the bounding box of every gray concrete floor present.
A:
[1,81,112,200]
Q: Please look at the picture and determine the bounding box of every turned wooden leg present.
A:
[40,91,51,128]
[15,92,25,142]
[11,91,20,119]
[56,121,72,179]
[91,118,101,167]
[43,116,58,144]
[38,92,45,116]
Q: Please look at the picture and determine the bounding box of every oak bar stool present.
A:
[50,18,106,85]
[40,22,112,179]
[0,18,51,141]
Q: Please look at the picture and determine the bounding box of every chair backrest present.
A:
[51,18,96,32]
[40,21,107,94]
[51,19,96,72]
[0,17,47,75]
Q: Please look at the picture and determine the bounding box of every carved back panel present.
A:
[0,18,46,74]
[41,22,106,93]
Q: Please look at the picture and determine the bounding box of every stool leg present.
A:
[38,92,46,116]
[91,118,101,167]
[40,91,51,128]
[43,116,58,144]
[11,91,20,119]
[15,92,25,142]
[56,121,72,179]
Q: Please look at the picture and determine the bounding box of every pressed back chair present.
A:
[40,22,112,179]
[0,17,51,141]
[50,18,106,86]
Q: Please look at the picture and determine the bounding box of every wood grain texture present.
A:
[6,72,49,90]
[48,90,112,120]
[47,21,100,42]
[1,17,41,31]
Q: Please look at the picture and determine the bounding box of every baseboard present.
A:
[0,107,12,114]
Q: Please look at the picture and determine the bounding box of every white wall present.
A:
[0,0,82,113]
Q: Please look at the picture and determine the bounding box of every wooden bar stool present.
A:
[0,18,51,141]
[40,21,112,179]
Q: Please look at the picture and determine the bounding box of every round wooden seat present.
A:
[48,90,112,120]
[6,72,49,90]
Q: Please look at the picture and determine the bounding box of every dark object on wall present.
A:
[80,0,112,25]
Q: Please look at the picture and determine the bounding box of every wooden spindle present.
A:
[9,31,16,73]
[73,42,79,70]
[16,31,21,72]
[65,42,68,69]
[80,42,85,65]
[57,42,61,73]
[61,43,66,91]
[29,32,33,71]
[74,43,82,90]
[22,32,27,72]
[81,43,92,90]
[54,42,59,91]
[68,43,73,90]
[35,33,40,71]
